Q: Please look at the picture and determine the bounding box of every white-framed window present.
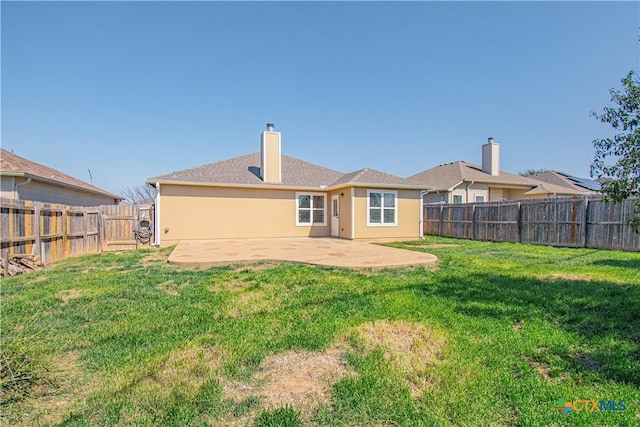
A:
[475,195,485,202]
[367,190,397,226]
[296,192,326,226]
[453,195,463,204]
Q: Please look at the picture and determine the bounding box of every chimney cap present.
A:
[488,137,495,143]
[266,123,275,131]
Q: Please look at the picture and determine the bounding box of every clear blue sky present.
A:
[2,1,638,195]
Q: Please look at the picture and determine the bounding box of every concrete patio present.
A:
[168,238,438,269]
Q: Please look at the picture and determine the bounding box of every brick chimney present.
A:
[482,137,500,176]
[260,123,281,183]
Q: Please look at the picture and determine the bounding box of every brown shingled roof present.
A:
[148,152,344,188]
[0,148,121,199]
[147,153,426,190]
[331,167,424,188]
[408,160,585,195]
[409,161,540,190]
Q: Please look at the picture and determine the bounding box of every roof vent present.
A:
[266,123,275,131]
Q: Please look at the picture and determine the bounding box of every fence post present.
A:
[33,203,42,258]
[582,196,589,248]
[471,203,477,240]
[82,208,88,254]
[98,208,105,252]
[1,248,8,276]
[516,201,522,243]
[438,205,444,237]
[62,206,68,259]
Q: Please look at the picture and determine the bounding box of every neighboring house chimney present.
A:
[482,137,500,176]
[260,123,281,184]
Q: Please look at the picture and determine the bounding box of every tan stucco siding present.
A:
[503,188,530,200]
[15,179,117,206]
[158,185,331,244]
[352,188,421,241]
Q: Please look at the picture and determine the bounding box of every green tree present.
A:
[591,70,640,231]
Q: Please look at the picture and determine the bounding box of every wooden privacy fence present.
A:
[0,198,153,264]
[423,196,639,251]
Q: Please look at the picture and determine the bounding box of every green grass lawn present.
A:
[2,236,639,426]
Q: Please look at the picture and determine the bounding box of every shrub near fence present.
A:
[423,196,639,251]
[0,197,153,264]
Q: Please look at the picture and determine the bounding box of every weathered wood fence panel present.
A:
[441,204,474,239]
[101,204,138,252]
[474,201,521,243]
[424,196,639,251]
[586,198,640,251]
[0,198,152,263]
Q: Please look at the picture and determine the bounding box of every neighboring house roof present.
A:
[409,160,585,195]
[0,148,121,200]
[530,171,600,193]
[148,152,425,190]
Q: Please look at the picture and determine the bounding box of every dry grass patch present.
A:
[4,351,84,427]
[157,280,190,296]
[140,250,169,265]
[58,289,81,304]
[153,345,224,389]
[209,278,257,293]
[223,285,283,319]
[351,320,446,397]
[523,356,553,381]
[223,347,355,420]
[541,273,594,282]
[421,244,461,249]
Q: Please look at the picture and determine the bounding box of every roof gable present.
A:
[0,149,121,199]
[409,160,545,190]
[331,167,424,188]
[148,152,345,188]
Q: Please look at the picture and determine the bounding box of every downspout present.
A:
[14,177,32,199]
[465,181,475,203]
[153,182,161,247]
[419,190,427,239]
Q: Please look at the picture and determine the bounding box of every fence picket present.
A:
[423,196,639,251]
[0,197,153,263]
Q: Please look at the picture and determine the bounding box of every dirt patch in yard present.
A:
[351,320,446,397]
[58,289,81,304]
[223,347,354,420]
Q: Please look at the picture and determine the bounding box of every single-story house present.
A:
[147,124,427,246]
[0,148,121,206]
[409,138,586,204]
[529,170,600,195]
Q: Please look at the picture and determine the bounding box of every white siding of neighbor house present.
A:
[1,176,16,199]
[16,179,118,206]
[451,183,489,203]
